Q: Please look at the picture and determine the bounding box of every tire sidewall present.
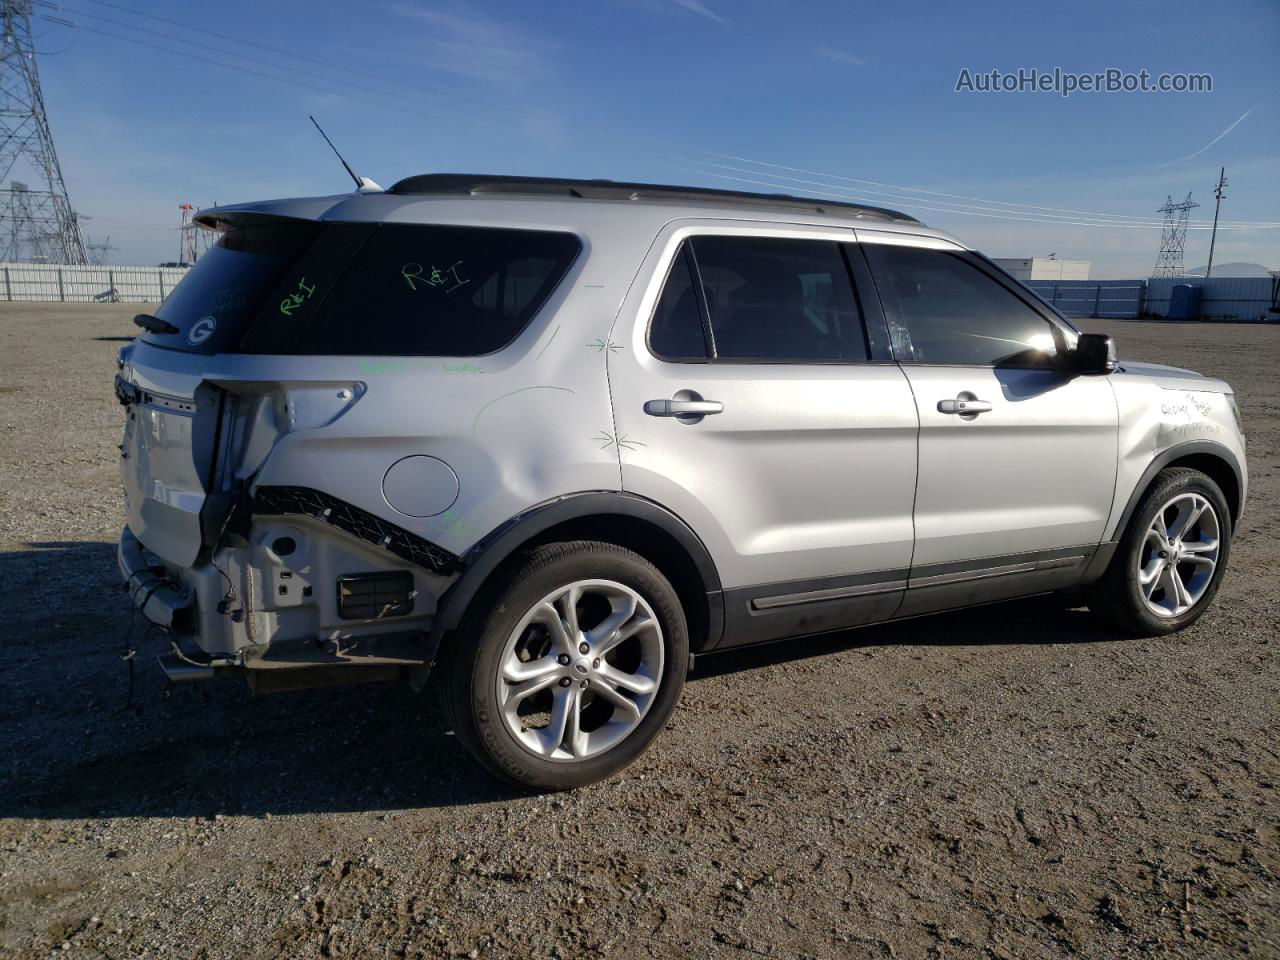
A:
[460,545,688,790]
[1118,471,1232,634]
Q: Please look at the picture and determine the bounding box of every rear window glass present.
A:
[290,224,581,356]
[144,222,322,354]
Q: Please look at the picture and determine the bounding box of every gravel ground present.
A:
[0,303,1276,960]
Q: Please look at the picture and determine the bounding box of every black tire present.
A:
[438,540,688,790]
[1085,467,1232,635]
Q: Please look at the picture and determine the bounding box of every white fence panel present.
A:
[0,262,190,303]
[1027,279,1145,319]
[3,262,1275,321]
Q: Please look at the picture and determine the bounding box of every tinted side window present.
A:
[649,243,709,360]
[691,236,867,362]
[291,224,580,356]
[864,244,1061,366]
[240,222,375,354]
[471,256,560,318]
[147,221,323,354]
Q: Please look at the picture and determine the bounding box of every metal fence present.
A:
[1026,276,1277,321]
[1143,277,1277,321]
[1028,279,1145,319]
[2,260,1275,322]
[0,262,190,302]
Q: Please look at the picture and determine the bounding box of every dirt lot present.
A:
[0,303,1276,960]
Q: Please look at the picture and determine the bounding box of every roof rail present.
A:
[386,173,919,223]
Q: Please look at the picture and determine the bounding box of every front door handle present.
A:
[644,398,724,417]
[938,397,993,415]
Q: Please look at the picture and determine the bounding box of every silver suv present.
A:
[115,175,1247,789]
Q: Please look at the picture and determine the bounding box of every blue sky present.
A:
[24,0,1280,276]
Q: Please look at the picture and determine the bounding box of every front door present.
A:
[857,236,1118,613]
[607,223,920,647]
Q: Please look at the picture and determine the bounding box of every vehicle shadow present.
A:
[693,592,1126,679]
[0,543,1125,821]
[1,542,526,821]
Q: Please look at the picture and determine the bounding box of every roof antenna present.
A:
[309,116,382,193]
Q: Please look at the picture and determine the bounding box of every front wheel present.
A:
[439,541,688,790]
[1086,467,1232,635]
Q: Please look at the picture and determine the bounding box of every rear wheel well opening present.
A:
[1164,453,1241,526]
[508,515,715,652]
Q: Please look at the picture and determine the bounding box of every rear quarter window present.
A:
[144,221,323,354]
[288,224,581,356]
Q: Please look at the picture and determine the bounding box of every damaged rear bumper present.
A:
[117,525,194,630]
[116,520,450,691]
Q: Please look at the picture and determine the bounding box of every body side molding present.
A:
[718,545,1098,650]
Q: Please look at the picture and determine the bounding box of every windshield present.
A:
[143,221,323,354]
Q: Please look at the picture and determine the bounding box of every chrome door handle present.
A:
[644,399,724,417]
[937,397,992,415]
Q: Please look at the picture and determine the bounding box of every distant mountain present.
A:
[1182,262,1274,278]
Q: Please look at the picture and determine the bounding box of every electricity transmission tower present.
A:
[86,234,115,265]
[177,203,212,265]
[1205,167,1228,279]
[0,0,87,263]
[1152,193,1198,278]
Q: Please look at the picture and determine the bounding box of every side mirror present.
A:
[1074,333,1117,375]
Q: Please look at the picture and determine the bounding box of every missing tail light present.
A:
[337,571,414,621]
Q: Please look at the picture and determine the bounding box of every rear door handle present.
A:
[937,398,992,415]
[644,399,723,417]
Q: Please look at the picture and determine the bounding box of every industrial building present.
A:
[993,257,1091,282]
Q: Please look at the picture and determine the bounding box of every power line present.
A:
[674,162,1280,231]
[57,0,525,132]
[687,150,1280,228]
[676,165,1222,230]
[42,17,514,136]
[690,150,1269,226]
[46,3,489,122]
[674,166,1171,228]
[692,151,1181,223]
[81,0,410,85]
[35,2,1280,240]
[679,159,1183,227]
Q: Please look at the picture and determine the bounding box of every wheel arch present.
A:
[1112,440,1244,541]
[428,492,725,654]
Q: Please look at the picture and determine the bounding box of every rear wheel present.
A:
[439,541,688,790]
[1086,467,1231,635]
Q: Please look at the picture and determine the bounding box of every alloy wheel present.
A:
[1136,492,1220,618]
[495,579,664,762]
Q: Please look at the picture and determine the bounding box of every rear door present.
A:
[857,234,1118,613]
[119,220,326,567]
[117,367,223,568]
[607,222,919,648]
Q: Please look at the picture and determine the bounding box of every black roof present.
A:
[386,173,919,223]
